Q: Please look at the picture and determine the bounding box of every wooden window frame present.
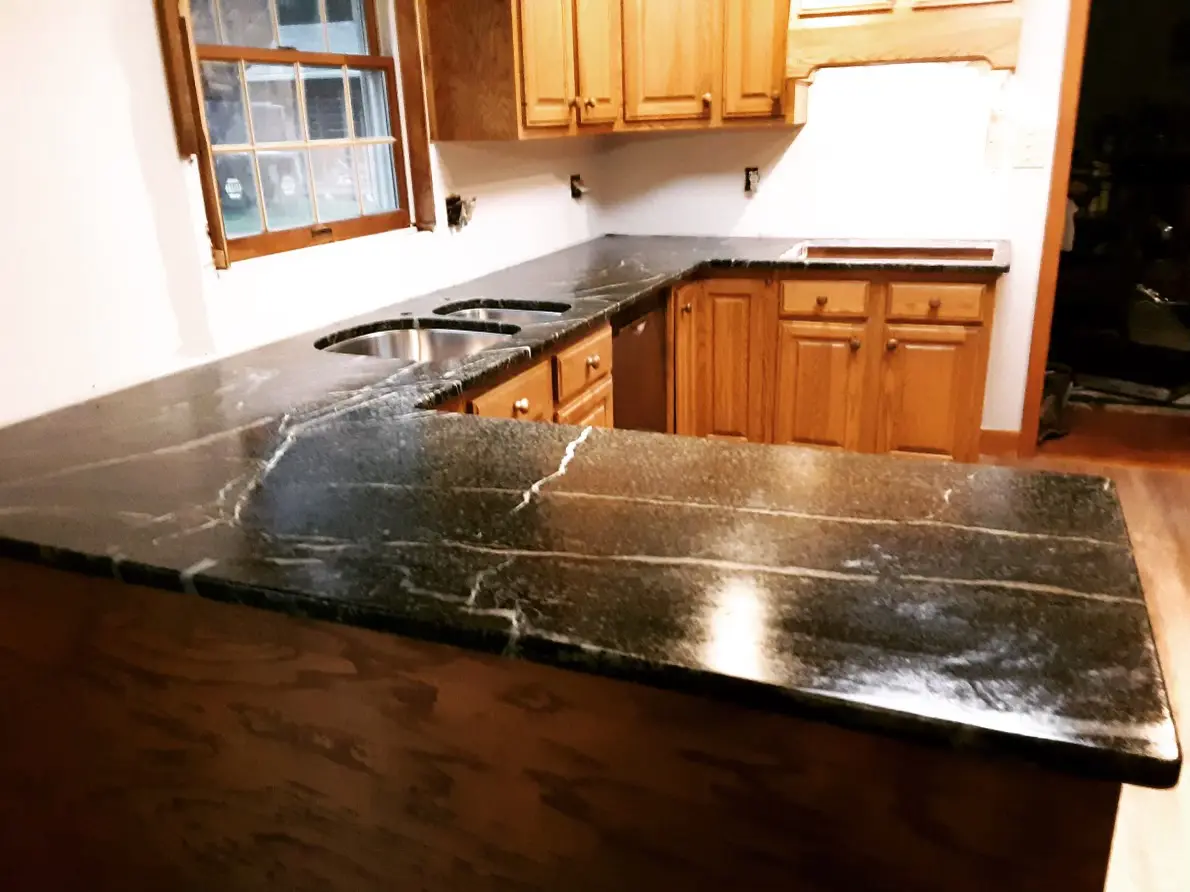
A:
[156,0,434,268]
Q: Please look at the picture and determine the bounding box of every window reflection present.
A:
[703,577,773,683]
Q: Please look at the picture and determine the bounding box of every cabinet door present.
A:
[723,0,788,118]
[773,321,867,450]
[556,377,615,428]
[876,324,982,461]
[574,0,622,124]
[677,279,774,442]
[622,0,716,121]
[519,0,575,128]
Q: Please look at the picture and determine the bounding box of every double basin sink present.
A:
[316,300,571,364]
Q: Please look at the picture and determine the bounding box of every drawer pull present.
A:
[513,398,530,414]
[849,337,862,352]
[586,354,601,370]
[816,295,829,307]
[886,339,899,352]
[929,297,942,310]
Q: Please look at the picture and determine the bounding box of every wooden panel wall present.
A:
[0,559,1118,892]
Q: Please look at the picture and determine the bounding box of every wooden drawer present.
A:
[556,377,614,428]
[780,280,870,318]
[554,325,613,404]
[469,360,554,422]
[887,283,986,323]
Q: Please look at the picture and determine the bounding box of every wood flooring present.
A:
[1039,404,1190,469]
[1005,455,1189,892]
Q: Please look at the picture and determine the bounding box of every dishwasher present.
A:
[611,292,669,433]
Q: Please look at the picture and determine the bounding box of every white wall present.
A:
[0,0,600,428]
[595,0,1071,432]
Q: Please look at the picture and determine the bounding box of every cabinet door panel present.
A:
[519,0,575,128]
[723,0,788,118]
[556,377,615,427]
[876,324,981,460]
[773,321,866,449]
[623,0,716,121]
[574,0,622,124]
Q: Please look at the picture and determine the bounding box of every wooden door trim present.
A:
[1017,0,1093,458]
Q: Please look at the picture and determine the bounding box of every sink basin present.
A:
[316,321,516,362]
[434,299,570,328]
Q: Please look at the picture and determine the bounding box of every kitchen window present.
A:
[156,0,433,266]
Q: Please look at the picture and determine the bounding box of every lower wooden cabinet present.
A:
[677,275,997,462]
[470,360,555,422]
[773,320,867,450]
[876,323,983,460]
[556,377,615,428]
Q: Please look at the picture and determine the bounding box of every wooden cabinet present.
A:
[773,320,867,450]
[574,0,623,124]
[676,279,773,442]
[422,0,796,140]
[622,0,717,121]
[875,324,983,460]
[723,0,790,118]
[519,0,576,127]
[556,378,615,427]
[470,360,556,422]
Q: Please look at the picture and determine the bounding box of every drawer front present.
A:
[470,360,554,422]
[887,283,986,323]
[554,325,613,404]
[556,377,614,428]
[780,280,870,318]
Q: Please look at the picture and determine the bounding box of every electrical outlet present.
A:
[744,167,760,194]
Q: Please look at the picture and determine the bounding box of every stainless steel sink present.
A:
[434,300,570,328]
[316,322,515,362]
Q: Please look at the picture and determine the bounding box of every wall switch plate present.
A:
[744,167,760,194]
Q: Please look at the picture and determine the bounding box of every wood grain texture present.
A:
[420,0,521,140]
[887,282,986,323]
[154,0,199,157]
[0,558,1119,892]
[573,0,623,124]
[774,320,868,449]
[1017,0,1095,456]
[673,282,701,436]
[781,278,871,317]
[553,325,613,404]
[1038,407,1190,470]
[623,0,717,121]
[979,428,1021,457]
[519,0,576,127]
[722,0,789,117]
[469,359,555,421]
[394,0,437,229]
[555,376,615,427]
[786,3,1023,80]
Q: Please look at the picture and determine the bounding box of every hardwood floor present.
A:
[1039,404,1190,469]
[1005,455,1189,892]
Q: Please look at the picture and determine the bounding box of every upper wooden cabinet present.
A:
[622,0,716,121]
[421,0,796,140]
[519,0,577,128]
[723,0,790,118]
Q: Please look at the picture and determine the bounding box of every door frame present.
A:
[1016,0,1093,457]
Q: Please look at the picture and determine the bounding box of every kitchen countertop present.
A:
[0,235,1179,789]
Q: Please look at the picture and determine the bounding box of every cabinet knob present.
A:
[513,398,530,414]
[886,339,899,352]
[849,337,862,352]
[816,295,829,307]
[929,297,942,310]
[584,97,597,109]
[681,303,693,314]
[568,97,579,109]
[587,354,601,370]
[702,92,712,105]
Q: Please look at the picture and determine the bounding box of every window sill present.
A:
[223,210,411,266]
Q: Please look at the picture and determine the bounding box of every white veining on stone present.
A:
[510,426,593,514]
[180,557,219,594]
[898,574,1133,604]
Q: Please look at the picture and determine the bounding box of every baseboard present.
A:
[980,429,1021,458]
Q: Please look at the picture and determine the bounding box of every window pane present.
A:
[258,150,314,230]
[276,0,324,51]
[214,153,263,237]
[311,147,360,222]
[191,0,220,44]
[326,0,368,54]
[245,64,303,143]
[349,68,391,138]
[302,66,348,140]
[218,0,275,47]
[356,143,398,215]
[200,62,248,145]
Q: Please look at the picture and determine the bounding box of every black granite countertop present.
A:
[0,235,1179,789]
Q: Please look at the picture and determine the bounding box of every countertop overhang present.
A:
[0,235,1179,789]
